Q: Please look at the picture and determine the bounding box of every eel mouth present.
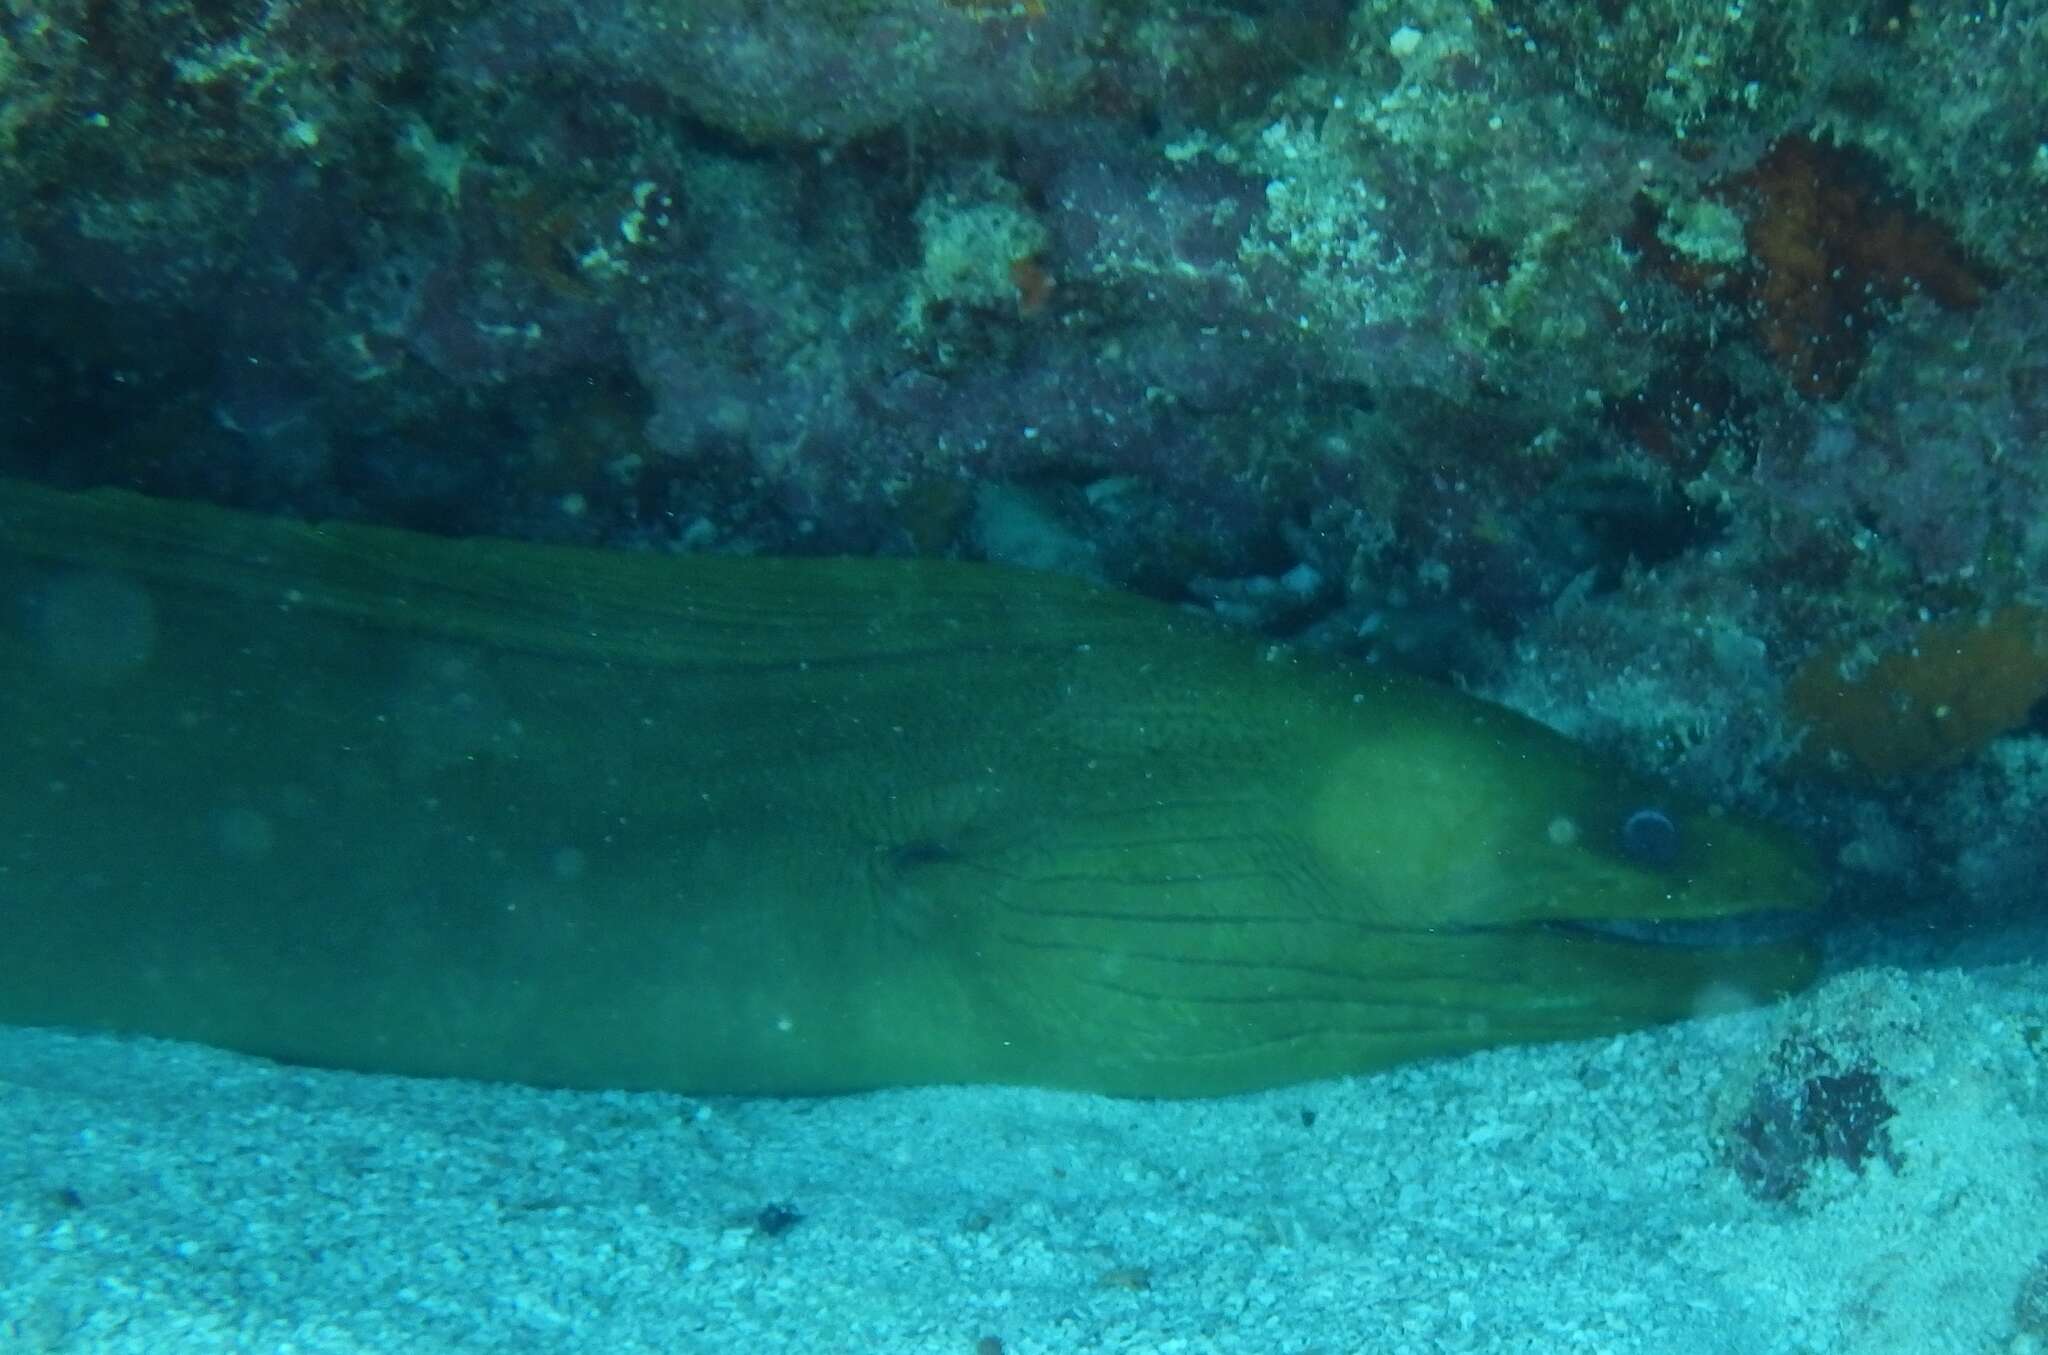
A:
[1545,906,1823,950]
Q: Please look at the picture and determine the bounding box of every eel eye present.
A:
[1619,807,1680,869]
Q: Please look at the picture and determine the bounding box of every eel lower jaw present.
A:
[1540,906,1823,950]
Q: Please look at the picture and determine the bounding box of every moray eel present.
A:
[0,480,1822,1097]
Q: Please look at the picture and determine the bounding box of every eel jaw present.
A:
[1546,904,1825,950]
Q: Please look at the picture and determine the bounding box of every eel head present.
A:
[1296,675,1825,1055]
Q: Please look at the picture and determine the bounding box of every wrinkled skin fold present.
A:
[0,481,1823,1096]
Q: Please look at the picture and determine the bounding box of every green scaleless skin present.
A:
[0,481,1823,1097]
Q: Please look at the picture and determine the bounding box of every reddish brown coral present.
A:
[1642,137,1991,399]
[1742,137,1988,398]
[1787,606,2048,779]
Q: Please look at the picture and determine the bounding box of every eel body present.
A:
[0,481,1821,1096]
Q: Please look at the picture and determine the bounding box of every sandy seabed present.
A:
[3,962,2042,1355]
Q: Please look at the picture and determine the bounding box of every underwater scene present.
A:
[1,2,2044,1351]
